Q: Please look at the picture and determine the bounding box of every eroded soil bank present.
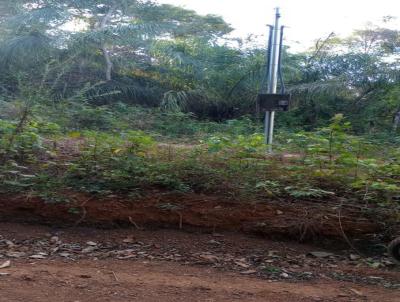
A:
[0,192,388,243]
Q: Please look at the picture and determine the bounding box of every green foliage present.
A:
[284,186,335,198]
[0,2,399,222]
[0,108,399,218]
[0,119,43,161]
[1,1,399,128]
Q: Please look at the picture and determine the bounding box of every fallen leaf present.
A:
[199,254,219,262]
[349,254,360,261]
[309,251,334,258]
[122,237,135,244]
[82,246,96,253]
[240,270,257,275]
[234,261,250,268]
[0,260,11,269]
[381,259,395,266]
[59,252,71,258]
[369,262,381,269]
[117,255,136,260]
[6,252,25,258]
[29,254,46,259]
[50,236,60,244]
[5,240,15,248]
[267,250,279,257]
[349,288,364,297]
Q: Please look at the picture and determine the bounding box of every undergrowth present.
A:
[0,105,399,220]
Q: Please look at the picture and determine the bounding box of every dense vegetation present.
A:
[0,1,399,128]
[0,0,399,222]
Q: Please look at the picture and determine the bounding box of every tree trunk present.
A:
[98,7,115,81]
[101,46,113,81]
[393,109,400,131]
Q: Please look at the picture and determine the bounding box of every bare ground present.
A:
[1,260,398,302]
[0,222,399,302]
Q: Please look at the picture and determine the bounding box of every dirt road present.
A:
[1,260,398,302]
[0,223,399,302]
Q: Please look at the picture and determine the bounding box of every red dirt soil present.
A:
[0,192,382,241]
[1,222,399,302]
[2,260,398,302]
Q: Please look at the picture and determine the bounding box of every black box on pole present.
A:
[257,94,291,111]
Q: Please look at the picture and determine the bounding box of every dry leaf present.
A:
[349,288,364,296]
[309,251,334,258]
[0,260,11,269]
[29,254,47,259]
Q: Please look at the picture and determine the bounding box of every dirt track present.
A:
[0,223,399,302]
[1,260,398,302]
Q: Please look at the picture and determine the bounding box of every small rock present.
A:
[276,210,284,215]
[0,272,10,276]
[280,272,290,278]
[86,241,97,246]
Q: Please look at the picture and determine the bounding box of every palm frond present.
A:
[0,32,52,68]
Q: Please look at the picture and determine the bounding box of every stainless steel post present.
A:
[265,8,281,152]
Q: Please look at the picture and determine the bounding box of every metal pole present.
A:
[265,8,281,152]
[268,8,280,95]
